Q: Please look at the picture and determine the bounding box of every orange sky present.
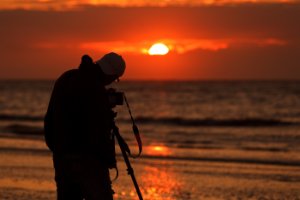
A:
[0,0,300,80]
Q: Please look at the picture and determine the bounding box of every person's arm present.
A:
[88,86,117,167]
[44,87,56,151]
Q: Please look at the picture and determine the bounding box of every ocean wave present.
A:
[1,117,299,138]
[3,124,44,135]
[0,147,299,167]
[140,155,300,167]
[133,116,296,127]
[1,113,297,128]
[0,114,43,121]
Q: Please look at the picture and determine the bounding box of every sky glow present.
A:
[0,0,299,80]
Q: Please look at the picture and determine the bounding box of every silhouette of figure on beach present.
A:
[44,53,126,200]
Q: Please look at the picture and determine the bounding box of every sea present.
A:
[0,80,299,200]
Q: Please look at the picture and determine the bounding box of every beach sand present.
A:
[0,137,299,200]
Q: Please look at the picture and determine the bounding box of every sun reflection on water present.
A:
[140,166,183,200]
[145,145,172,156]
[114,162,184,200]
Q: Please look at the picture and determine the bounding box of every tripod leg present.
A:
[113,125,143,200]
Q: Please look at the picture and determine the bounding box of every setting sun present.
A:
[146,145,172,156]
[148,43,169,55]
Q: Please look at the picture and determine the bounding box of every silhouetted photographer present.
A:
[44,52,127,200]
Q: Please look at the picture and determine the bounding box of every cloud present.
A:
[35,40,229,53]
[0,0,298,10]
[33,38,287,55]
[1,5,299,43]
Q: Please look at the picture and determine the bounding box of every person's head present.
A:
[79,54,94,69]
[95,52,126,85]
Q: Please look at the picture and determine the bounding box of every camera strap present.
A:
[123,94,142,158]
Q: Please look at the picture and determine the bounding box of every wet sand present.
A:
[0,143,299,200]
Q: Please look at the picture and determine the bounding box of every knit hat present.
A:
[96,52,126,77]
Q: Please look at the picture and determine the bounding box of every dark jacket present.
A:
[44,64,115,166]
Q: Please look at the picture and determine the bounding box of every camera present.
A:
[107,88,124,106]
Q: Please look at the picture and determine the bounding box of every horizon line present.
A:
[0,78,299,82]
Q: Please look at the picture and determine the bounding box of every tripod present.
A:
[111,119,143,200]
